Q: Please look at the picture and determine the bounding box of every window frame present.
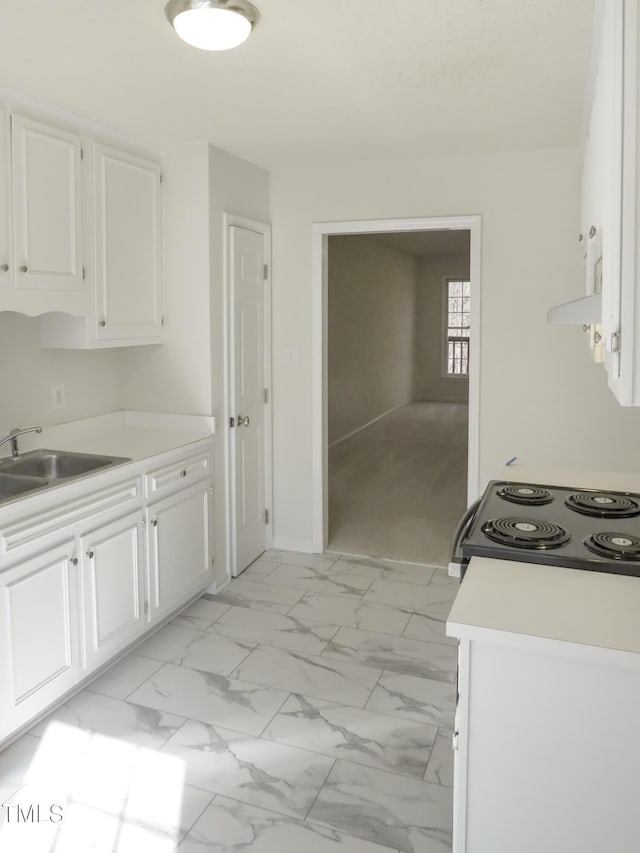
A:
[442,277,471,379]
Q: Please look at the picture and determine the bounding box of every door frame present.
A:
[311,214,482,553]
[223,213,273,577]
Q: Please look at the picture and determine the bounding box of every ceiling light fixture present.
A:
[165,0,259,51]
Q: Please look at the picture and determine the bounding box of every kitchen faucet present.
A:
[0,426,43,458]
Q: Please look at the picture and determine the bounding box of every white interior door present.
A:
[230,224,268,575]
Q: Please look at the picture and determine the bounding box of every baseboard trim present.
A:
[271,537,318,554]
[329,400,411,448]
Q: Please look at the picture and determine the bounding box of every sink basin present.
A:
[0,472,48,501]
[0,449,131,481]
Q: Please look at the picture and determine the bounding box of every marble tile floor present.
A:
[0,550,458,853]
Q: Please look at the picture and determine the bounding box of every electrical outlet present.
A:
[51,384,66,410]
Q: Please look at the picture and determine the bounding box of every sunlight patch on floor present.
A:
[0,721,186,853]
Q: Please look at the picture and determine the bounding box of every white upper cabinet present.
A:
[0,110,85,315]
[11,113,83,293]
[40,139,164,348]
[582,1,640,404]
[0,109,10,292]
[93,143,162,343]
[0,87,164,346]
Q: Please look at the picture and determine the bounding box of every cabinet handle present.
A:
[19,265,28,273]
[98,320,106,327]
[0,263,8,272]
[151,519,158,527]
[87,550,94,559]
[70,557,78,566]
[180,470,187,478]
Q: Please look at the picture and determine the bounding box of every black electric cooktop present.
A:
[460,480,640,577]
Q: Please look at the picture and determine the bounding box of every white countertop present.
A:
[447,556,640,658]
[2,411,215,463]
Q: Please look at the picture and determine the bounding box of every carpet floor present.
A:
[328,402,468,566]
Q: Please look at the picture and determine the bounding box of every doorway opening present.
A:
[311,216,481,565]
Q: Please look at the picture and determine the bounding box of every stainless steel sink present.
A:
[0,472,48,501]
[0,449,131,480]
[0,450,131,504]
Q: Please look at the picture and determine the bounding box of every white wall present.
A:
[328,235,415,443]
[0,312,121,437]
[414,253,470,403]
[270,147,640,550]
[121,144,213,416]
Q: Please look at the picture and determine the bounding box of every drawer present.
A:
[0,479,141,559]
[145,452,211,501]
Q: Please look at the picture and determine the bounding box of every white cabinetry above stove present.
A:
[553,1,640,405]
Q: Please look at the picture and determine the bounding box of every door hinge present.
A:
[610,331,621,353]
[143,600,149,615]
[80,147,84,161]
[160,174,164,184]
[263,264,268,280]
[264,509,269,524]
[142,518,146,530]
[229,417,235,428]
[264,388,268,404]
[161,316,165,327]
[82,266,86,281]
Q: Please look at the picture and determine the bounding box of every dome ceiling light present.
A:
[165,0,259,51]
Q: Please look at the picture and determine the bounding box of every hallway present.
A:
[328,402,468,565]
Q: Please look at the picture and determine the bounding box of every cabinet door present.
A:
[147,481,213,622]
[0,544,79,740]
[80,512,145,671]
[93,143,162,343]
[11,114,83,292]
[0,108,10,290]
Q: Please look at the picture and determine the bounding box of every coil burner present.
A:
[481,517,570,550]
[585,532,640,561]
[496,485,553,506]
[565,492,640,519]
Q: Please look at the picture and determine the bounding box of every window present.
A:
[445,279,470,376]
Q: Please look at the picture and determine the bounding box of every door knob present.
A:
[237,415,250,427]
[0,263,8,272]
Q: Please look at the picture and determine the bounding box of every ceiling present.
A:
[0,1,594,170]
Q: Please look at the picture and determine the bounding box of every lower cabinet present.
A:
[79,511,145,671]
[0,543,79,739]
[0,441,214,746]
[147,481,213,622]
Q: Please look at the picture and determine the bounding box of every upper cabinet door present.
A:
[0,109,10,290]
[93,143,162,343]
[11,113,83,291]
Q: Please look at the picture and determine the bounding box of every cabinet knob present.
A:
[70,557,78,566]
[180,469,187,478]
[577,233,584,243]
[87,550,94,559]
[588,225,597,239]
[151,519,158,527]
[19,265,28,273]
[0,263,8,272]
[98,320,106,327]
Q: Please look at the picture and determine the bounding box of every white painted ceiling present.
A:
[0,0,593,169]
